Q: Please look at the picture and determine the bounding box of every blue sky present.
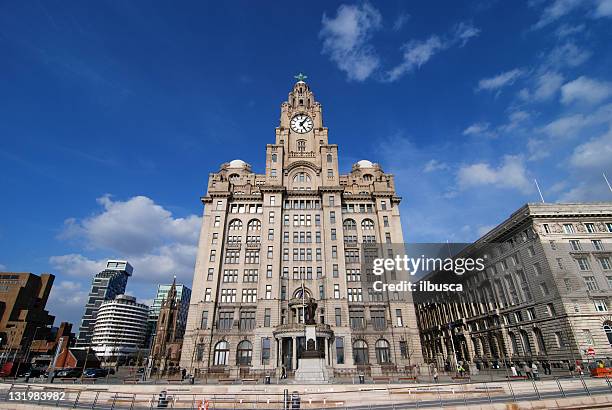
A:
[1,1,611,326]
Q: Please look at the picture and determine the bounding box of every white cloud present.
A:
[53,195,201,286]
[555,23,585,37]
[46,280,90,325]
[594,0,612,17]
[540,103,612,138]
[386,22,479,82]
[320,3,382,81]
[454,22,481,47]
[457,155,532,193]
[60,195,200,255]
[533,71,564,101]
[476,69,523,92]
[386,36,443,82]
[392,13,410,31]
[569,128,612,168]
[423,159,448,173]
[462,122,493,137]
[561,76,612,105]
[532,0,583,29]
[546,42,591,68]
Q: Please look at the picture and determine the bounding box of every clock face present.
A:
[290,114,314,134]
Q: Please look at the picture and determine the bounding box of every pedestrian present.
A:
[281,364,287,380]
[457,363,465,377]
[576,364,583,376]
[510,363,517,377]
[531,362,539,380]
[433,367,439,383]
[523,363,532,380]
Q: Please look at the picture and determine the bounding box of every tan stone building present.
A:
[415,203,612,370]
[180,77,423,378]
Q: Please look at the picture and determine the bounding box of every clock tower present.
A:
[180,76,423,378]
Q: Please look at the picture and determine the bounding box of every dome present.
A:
[228,159,248,168]
[356,160,374,168]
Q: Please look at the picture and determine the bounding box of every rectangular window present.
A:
[594,299,608,312]
[270,196,276,206]
[216,201,223,210]
[336,337,344,364]
[220,289,237,303]
[400,341,408,359]
[214,216,221,227]
[601,258,612,271]
[241,289,257,303]
[264,309,271,327]
[330,211,336,224]
[349,310,365,329]
[333,284,340,299]
[569,240,582,251]
[533,263,542,275]
[218,311,234,330]
[332,246,337,259]
[266,265,273,278]
[204,288,212,302]
[380,200,387,210]
[331,228,336,240]
[212,232,218,244]
[265,284,272,299]
[333,264,339,278]
[225,250,240,264]
[281,285,287,301]
[585,223,596,233]
[576,258,591,271]
[207,268,214,281]
[563,223,575,234]
[268,229,274,240]
[223,269,238,283]
[201,311,208,328]
[607,222,612,232]
[348,288,363,302]
[329,195,335,206]
[283,215,289,226]
[239,311,256,330]
[371,310,386,330]
[267,246,273,259]
[547,303,556,317]
[584,276,599,291]
[592,240,604,251]
[269,211,275,224]
[383,216,389,227]
[396,309,403,327]
[243,269,258,283]
[209,250,216,262]
[539,282,549,296]
[261,338,271,365]
[335,308,342,326]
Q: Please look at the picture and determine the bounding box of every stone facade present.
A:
[180,78,423,378]
[415,203,612,370]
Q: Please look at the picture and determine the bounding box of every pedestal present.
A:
[294,357,329,383]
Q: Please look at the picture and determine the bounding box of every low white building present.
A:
[91,294,149,363]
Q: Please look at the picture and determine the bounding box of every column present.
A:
[324,337,329,365]
[276,338,280,367]
[292,337,297,370]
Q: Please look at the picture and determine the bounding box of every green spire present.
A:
[294,72,308,82]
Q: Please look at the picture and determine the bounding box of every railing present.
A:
[2,374,612,409]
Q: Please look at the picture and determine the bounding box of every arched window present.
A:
[247,219,261,231]
[228,219,243,230]
[520,330,532,355]
[293,286,311,299]
[604,322,612,346]
[271,153,277,163]
[229,173,240,182]
[327,153,333,163]
[375,339,391,364]
[292,172,311,183]
[353,340,369,365]
[297,140,306,152]
[213,341,229,366]
[236,340,253,366]
[343,219,357,231]
[361,219,375,230]
[533,328,547,354]
[363,174,373,181]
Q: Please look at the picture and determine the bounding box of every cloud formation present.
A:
[457,155,532,193]
[52,195,201,285]
[320,3,479,82]
[476,69,524,92]
[560,76,612,105]
[320,3,382,81]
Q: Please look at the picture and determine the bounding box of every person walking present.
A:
[433,367,439,383]
[523,363,532,380]
[281,364,287,380]
[510,363,518,377]
[531,362,539,380]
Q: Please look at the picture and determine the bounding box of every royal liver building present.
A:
[180,77,423,378]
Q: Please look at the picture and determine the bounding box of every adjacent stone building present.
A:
[180,77,423,378]
[415,203,612,370]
